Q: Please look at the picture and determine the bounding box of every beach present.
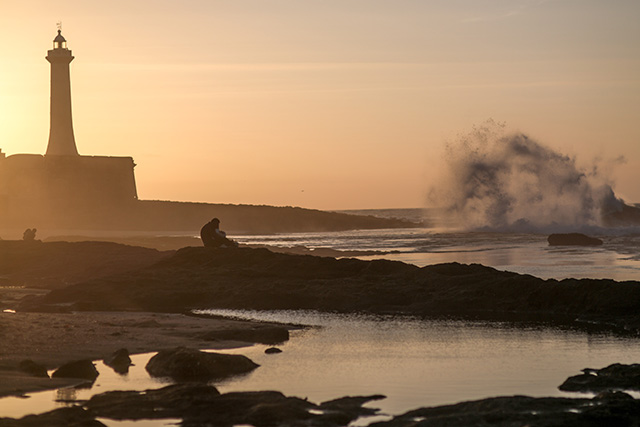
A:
[0,308,290,398]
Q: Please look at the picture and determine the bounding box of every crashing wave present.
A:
[427,120,637,232]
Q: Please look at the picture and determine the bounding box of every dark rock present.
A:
[18,360,48,378]
[0,240,171,291]
[548,233,603,246]
[0,406,106,427]
[319,395,386,425]
[51,359,99,381]
[86,383,221,420]
[29,246,640,335]
[145,347,258,381]
[371,394,640,427]
[265,347,282,354]
[103,348,132,374]
[593,390,635,401]
[84,383,382,426]
[559,363,640,392]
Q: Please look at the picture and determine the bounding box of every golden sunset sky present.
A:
[1,0,638,209]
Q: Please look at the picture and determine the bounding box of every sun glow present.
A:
[0,1,638,209]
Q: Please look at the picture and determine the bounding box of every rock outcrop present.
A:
[103,348,132,375]
[371,392,640,427]
[31,246,640,334]
[0,406,105,427]
[559,363,640,392]
[85,384,384,427]
[51,359,99,382]
[0,240,171,290]
[0,384,384,426]
[145,347,259,381]
[548,233,603,246]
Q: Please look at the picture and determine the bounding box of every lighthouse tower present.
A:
[45,30,79,156]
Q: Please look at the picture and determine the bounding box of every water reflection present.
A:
[2,310,640,422]
[55,387,77,405]
[201,310,640,415]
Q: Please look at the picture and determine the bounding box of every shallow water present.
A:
[2,310,640,424]
[201,310,640,416]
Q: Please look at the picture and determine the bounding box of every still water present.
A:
[5,309,637,424]
[200,310,640,416]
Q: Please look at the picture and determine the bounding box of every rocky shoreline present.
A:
[25,245,640,335]
[2,241,640,425]
[2,362,640,426]
[1,384,385,427]
[0,310,291,398]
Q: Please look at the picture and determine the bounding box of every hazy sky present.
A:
[1,0,638,210]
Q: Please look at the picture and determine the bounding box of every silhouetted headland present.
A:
[0,197,422,237]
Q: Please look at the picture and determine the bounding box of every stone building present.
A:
[0,30,137,229]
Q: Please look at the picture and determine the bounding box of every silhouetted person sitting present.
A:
[23,228,37,241]
[200,218,237,248]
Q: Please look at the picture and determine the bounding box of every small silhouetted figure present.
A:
[23,228,37,241]
[200,218,237,248]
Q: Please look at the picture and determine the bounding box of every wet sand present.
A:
[0,308,289,397]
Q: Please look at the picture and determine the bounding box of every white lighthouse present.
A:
[45,29,79,156]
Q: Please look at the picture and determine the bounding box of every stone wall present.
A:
[0,154,137,229]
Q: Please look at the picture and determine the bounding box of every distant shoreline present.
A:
[0,201,424,240]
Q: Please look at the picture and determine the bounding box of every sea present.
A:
[236,208,640,281]
[3,207,640,425]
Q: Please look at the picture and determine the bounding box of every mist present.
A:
[427,121,626,231]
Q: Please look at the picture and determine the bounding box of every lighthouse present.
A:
[0,29,139,232]
[45,30,79,156]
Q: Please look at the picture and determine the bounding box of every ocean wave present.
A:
[426,120,630,231]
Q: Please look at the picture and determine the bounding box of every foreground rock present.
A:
[31,246,640,334]
[103,348,132,375]
[548,233,603,246]
[4,384,638,427]
[51,359,99,382]
[559,363,640,392]
[372,392,640,427]
[145,347,259,381]
[0,384,384,426]
[0,240,171,290]
[87,385,383,427]
[0,406,105,427]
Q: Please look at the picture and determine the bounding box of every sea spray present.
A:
[427,121,625,231]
